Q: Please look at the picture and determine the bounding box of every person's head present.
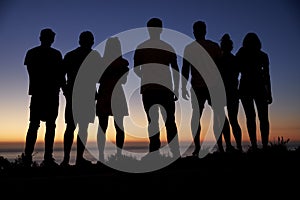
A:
[242,32,261,51]
[79,31,94,49]
[193,21,206,40]
[39,28,55,47]
[103,37,122,60]
[147,17,163,38]
[220,33,233,53]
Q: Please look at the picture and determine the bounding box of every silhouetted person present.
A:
[181,21,229,156]
[60,31,100,167]
[134,18,180,158]
[96,37,129,162]
[219,33,243,152]
[22,28,64,167]
[236,32,272,151]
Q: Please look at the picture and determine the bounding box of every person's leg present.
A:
[76,122,91,165]
[191,89,205,156]
[255,97,270,149]
[160,99,180,158]
[227,99,242,151]
[97,115,109,162]
[222,116,234,152]
[24,96,40,165]
[241,97,257,150]
[212,106,226,153]
[61,122,76,165]
[142,93,161,152]
[24,120,40,164]
[44,120,56,161]
[61,95,76,165]
[114,116,125,157]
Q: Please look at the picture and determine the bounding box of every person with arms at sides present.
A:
[236,32,272,151]
[22,28,64,167]
[96,37,129,162]
[133,17,180,159]
[60,31,101,167]
[181,21,230,156]
[219,33,243,152]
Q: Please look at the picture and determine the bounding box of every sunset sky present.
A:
[0,0,299,146]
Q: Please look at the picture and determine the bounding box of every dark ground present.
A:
[1,148,299,198]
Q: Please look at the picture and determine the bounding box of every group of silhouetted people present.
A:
[21,18,272,167]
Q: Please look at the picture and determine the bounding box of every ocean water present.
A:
[1,141,299,165]
[0,141,195,165]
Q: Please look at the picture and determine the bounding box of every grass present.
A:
[0,139,299,198]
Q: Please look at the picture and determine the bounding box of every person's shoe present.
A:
[60,159,71,168]
[141,151,161,162]
[247,145,259,153]
[21,153,32,168]
[40,157,59,168]
[191,146,200,157]
[75,158,93,167]
[225,145,239,153]
[236,145,243,153]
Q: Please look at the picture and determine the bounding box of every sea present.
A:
[1,140,299,165]
[0,141,195,165]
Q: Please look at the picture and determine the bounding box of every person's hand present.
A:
[173,89,179,101]
[182,88,190,100]
[266,96,273,104]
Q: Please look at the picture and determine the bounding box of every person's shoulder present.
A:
[50,47,62,56]
[64,47,80,57]
[235,47,245,56]
[259,50,268,57]
[135,40,149,50]
[26,45,40,54]
[185,40,197,49]
[207,39,218,45]
[205,39,220,49]
[121,57,129,66]
[90,49,102,58]
[161,40,175,50]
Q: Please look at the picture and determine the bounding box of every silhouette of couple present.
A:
[22,18,272,167]
[182,21,272,155]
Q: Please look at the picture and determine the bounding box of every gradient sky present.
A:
[0,0,299,145]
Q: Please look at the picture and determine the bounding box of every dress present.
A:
[96,57,129,118]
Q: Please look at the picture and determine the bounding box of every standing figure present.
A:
[133,18,180,158]
[236,32,272,151]
[60,31,101,167]
[96,37,129,162]
[22,28,64,167]
[219,33,242,152]
[181,21,230,156]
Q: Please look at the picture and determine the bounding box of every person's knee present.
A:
[28,121,40,131]
[46,121,56,132]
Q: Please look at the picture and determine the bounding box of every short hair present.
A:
[79,31,94,43]
[193,21,206,33]
[147,18,163,28]
[40,28,55,38]
[79,31,94,47]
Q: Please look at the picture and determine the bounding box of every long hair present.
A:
[242,32,262,51]
[103,37,122,62]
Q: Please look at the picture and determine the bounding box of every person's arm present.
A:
[58,52,66,94]
[120,59,130,85]
[181,48,191,100]
[133,49,142,78]
[170,53,180,101]
[262,52,272,104]
[61,54,69,97]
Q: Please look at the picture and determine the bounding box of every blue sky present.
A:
[0,0,299,142]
